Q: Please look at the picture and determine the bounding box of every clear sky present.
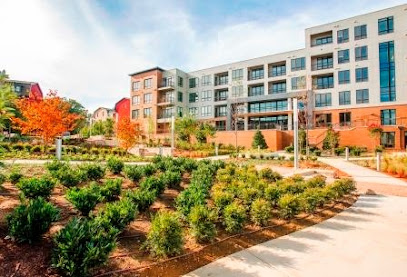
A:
[0,0,405,113]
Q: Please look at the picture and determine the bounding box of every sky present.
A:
[0,0,405,113]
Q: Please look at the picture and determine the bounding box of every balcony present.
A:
[313,74,334,90]
[268,62,286,78]
[215,89,228,102]
[311,31,333,47]
[158,80,174,91]
[214,72,228,86]
[311,59,333,71]
[248,66,264,81]
[157,95,175,106]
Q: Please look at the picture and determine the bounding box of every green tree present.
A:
[66,99,87,134]
[92,120,105,135]
[252,129,268,149]
[195,122,216,143]
[322,127,339,154]
[298,128,306,153]
[175,115,198,142]
[104,118,115,138]
[0,71,17,133]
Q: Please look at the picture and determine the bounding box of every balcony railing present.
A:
[214,95,228,102]
[158,113,175,119]
[248,74,264,81]
[269,69,286,77]
[311,61,333,71]
[247,122,288,130]
[158,96,175,104]
[269,88,286,94]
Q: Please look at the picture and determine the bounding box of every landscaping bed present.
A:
[0,157,356,277]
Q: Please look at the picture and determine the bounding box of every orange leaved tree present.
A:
[116,117,140,150]
[12,90,82,144]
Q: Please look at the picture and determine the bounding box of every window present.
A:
[339,91,351,105]
[201,106,212,117]
[144,93,152,103]
[143,107,152,118]
[162,77,173,87]
[355,46,368,61]
[356,89,369,104]
[356,67,368,82]
[189,107,198,116]
[381,109,396,125]
[189,92,198,103]
[177,91,183,102]
[201,90,212,101]
[178,76,183,87]
[315,57,333,70]
[201,75,211,86]
[339,112,351,126]
[215,121,226,131]
[189,78,197,88]
[215,89,228,101]
[337,29,349,43]
[177,107,183,117]
[248,115,288,130]
[248,85,264,97]
[249,67,264,80]
[144,78,152,89]
[132,81,140,91]
[379,41,396,102]
[132,95,140,105]
[161,107,174,118]
[215,106,227,117]
[338,70,350,84]
[270,64,286,77]
[271,81,286,94]
[315,93,332,107]
[315,36,333,46]
[131,109,139,119]
[378,16,394,35]
[381,132,395,148]
[338,49,349,64]
[314,75,334,89]
[315,113,332,127]
[232,69,243,80]
[354,24,367,40]
[215,73,228,86]
[231,85,243,97]
[291,57,306,71]
[248,100,288,113]
[291,76,306,90]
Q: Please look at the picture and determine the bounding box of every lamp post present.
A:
[293,98,299,170]
[171,115,175,157]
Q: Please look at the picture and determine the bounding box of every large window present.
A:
[232,69,243,80]
[189,78,198,88]
[379,41,396,102]
[315,57,333,70]
[131,109,139,119]
[248,100,288,113]
[339,112,351,126]
[314,75,334,89]
[189,107,198,116]
[144,93,152,104]
[132,95,140,105]
[315,93,332,107]
[161,107,174,118]
[249,67,264,80]
[355,46,368,61]
[270,64,286,77]
[177,91,183,102]
[215,121,226,131]
[144,78,152,89]
[178,76,183,87]
[338,70,350,84]
[315,36,333,46]
[291,57,306,71]
[248,115,288,130]
[248,85,264,97]
[337,29,349,43]
[356,67,369,82]
[231,85,243,97]
[271,81,286,94]
[201,90,212,102]
[177,107,183,117]
[201,106,212,117]
[381,132,395,148]
[381,109,396,125]
[189,92,198,103]
[201,75,211,86]
[215,105,227,117]
[215,74,228,86]
[338,49,349,64]
[315,113,332,127]
[215,89,228,101]
[132,81,140,91]
[356,89,369,104]
[378,16,394,35]
[339,91,351,105]
[355,24,367,40]
[291,76,306,90]
[143,107,152,118]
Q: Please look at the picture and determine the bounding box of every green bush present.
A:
[327,178,356,198]
[0,173,6,187]
[66,184,101,216]
[259,168,282,182]
[278,194,301,219]
[55,168,83,188]
[52,217,119,277]
[100,179,122,201]
[125,188,156,212]
[176,186,207,217]
[212,190,234,214]
[7,197,59,243]
[305,175,326,188]
[106,156,124,174]
[188,205,217,243]
[300,188,325,213]
[144,211,183,257]
[124,165,144,183]
[96,198,137,231]
[160,171,182,188]
[31,145,43,153]
[285,145,294,153]
[17,176,56,199]
[264,185,281,206]
[46,160,69,175]
[250,198,271,226]
[238,187,260,206]
[79,163,105,181]
[223,202,247,233]
[139,176,165,196]
[9,169,23,184]
[142,164,157,177]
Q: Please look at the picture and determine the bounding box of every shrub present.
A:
[0,173,6,187]
[12,143,25,151]
[327,178,356,198]
[223,202,247,233]
[125,189,156,212]
[142,164,157,176]
[46,160,69,175]
[259,168,282,182]
[212,190,234,214]
[188,205,217,243]
[238,187,260,206]
[139,176,165,196]
[124,165,144,183]
[55,168,83,188]
[100,179,122,201]
[17,176,56,199]
[278,194,301,219]
[79,163,105,181]
[252,129,268,149]
[29,145,41,153]
[96,198,137,231]
[144,211,183,257]
[9,169,23,184]
[250,198,271,226]
[176,186,207,217]
[264,184,281,206]
[285,145,294,153]
[300,188,325,213]
[52,217,119,277]
[66,184,102,216]
[305,174,326,188]
[160,171,182,188]
[106,156,124,174]
[7,197,59,243]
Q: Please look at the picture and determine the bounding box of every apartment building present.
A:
[129,4,407,150]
